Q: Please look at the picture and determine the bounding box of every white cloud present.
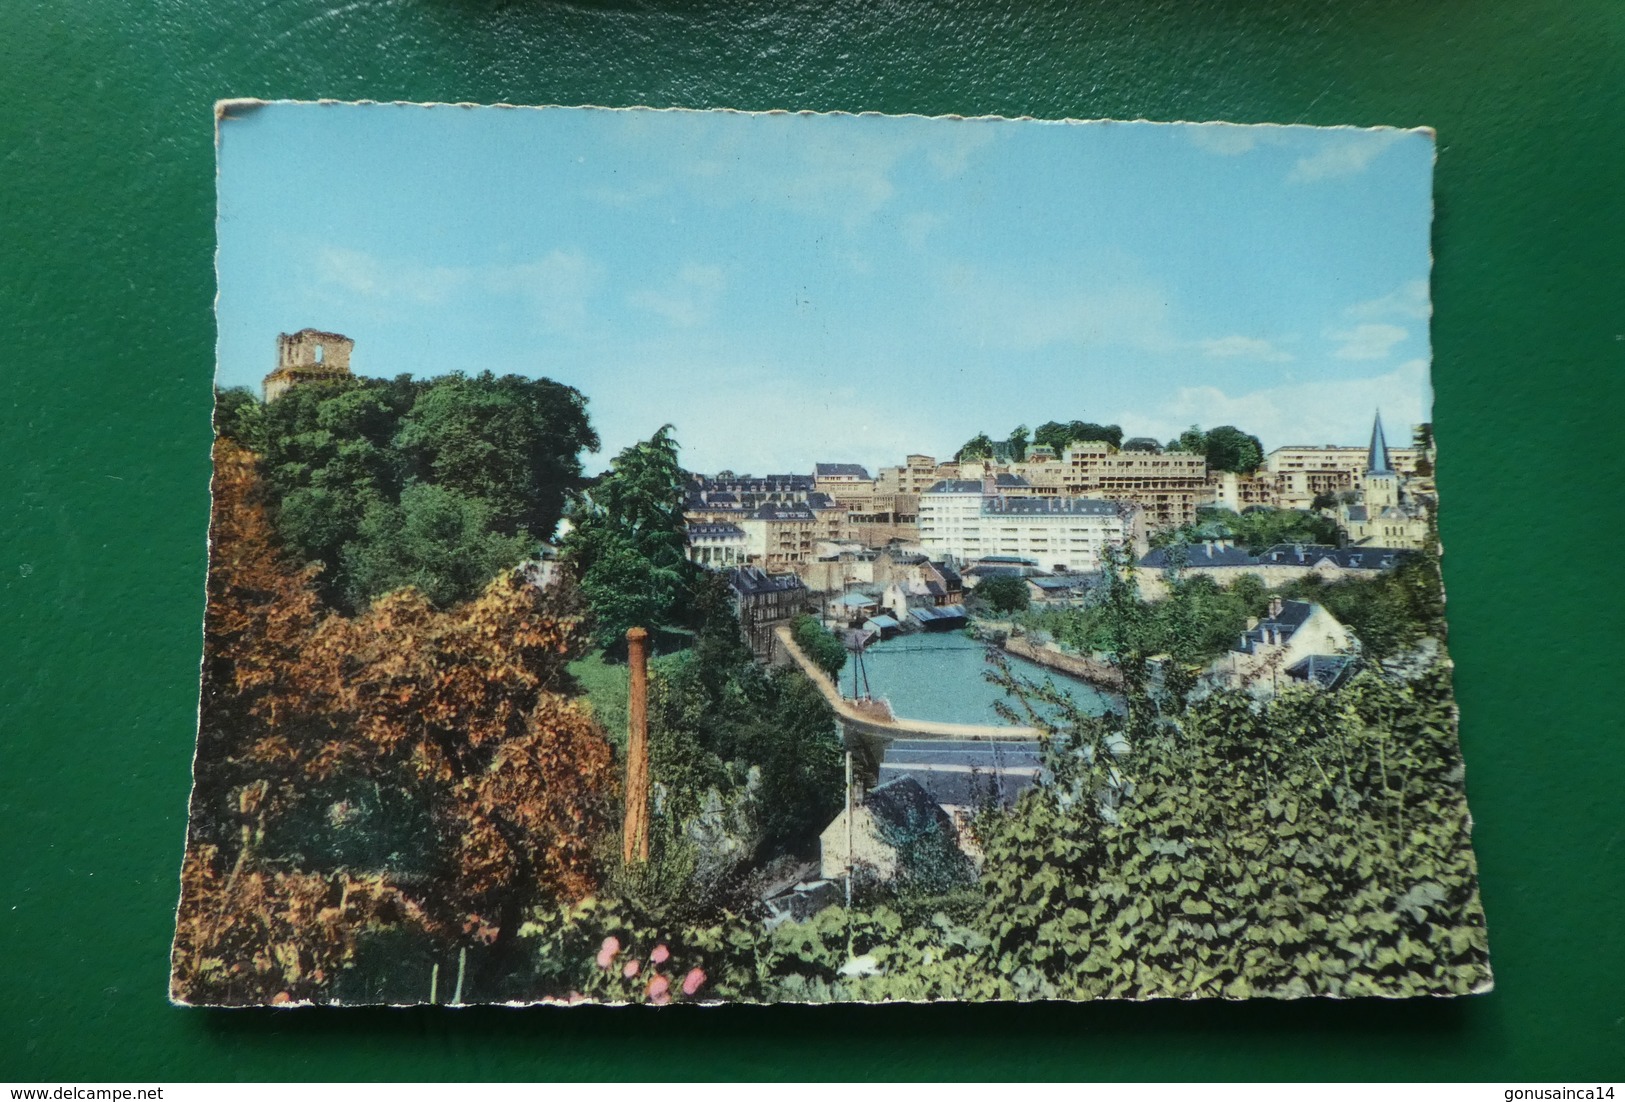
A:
[902,211,944,250]
[1347,279,1431,321]
[936,262,1175,353]
[316,246,470,305]
[628,263,726,328]
[1288,131,1404,184]
[1187,124,1284,157]
[312,245,603,337]
[1111,358,1432,453]
[589,352,924,477]
[1328,322,1408,361]
[1197,335,1294,362]
[485,250,603,335]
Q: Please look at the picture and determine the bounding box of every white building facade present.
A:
[918,480,1135,573]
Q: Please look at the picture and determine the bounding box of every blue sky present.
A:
[217,104,1435,474]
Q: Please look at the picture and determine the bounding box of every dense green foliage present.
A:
[561,425,697,650]
[974,574,1031,614]
[791,614,848,679]
[1168,424,1266,473]
[956,432,995,462]
[1155,506,1341,552]
[214,373,597,611]
[1277,550,1447,660]
[1018,553,1267,666]
[649,584,843,870]
[1033,419,1125,452]
[960,419,1128,461]
[517,658,1487,1003]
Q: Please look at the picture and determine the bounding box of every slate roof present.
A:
[862,775,956,834]
[1139,542,1410,572]
[1258,544,1408,570]
[982,496,1118,516]
[1140,543,1256,569]
[749,503,816,521]
[1234,599,1318,654]
[727,566,807,598]
[815,463,872,480]
[687,523,746,539]
[1286,654,1357,689]
[1029,575,1089,592]
[930,561,962,586]
[1367,413,1395,475]
[994,473,1031,488]
[878,738,1043,809]
[909,603,968,624]
[925,479,987,494]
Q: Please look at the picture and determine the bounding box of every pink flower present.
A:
[595,936,620,969]
[647,974,670,1005]
[681,967,707,996]
[650,944,670,965]
[623,958,641,978]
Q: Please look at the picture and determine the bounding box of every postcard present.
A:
[172,103,1489,1005]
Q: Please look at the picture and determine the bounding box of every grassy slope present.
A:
[568,650,629,752]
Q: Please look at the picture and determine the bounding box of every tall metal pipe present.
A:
[623,626,651,864]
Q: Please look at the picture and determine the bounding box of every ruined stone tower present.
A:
[262,328,355,402]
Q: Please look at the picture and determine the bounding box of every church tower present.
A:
[1363,411,1400,510]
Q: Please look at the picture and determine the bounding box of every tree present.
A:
[177,441,617,1003]
[791,614,847,679]
[1168,425,1204,455]
[956,432,994,462]
[975,574,1031,614]
[393,371,597,540]
[562,425,694,649]
[222,372,597,614]
[1006,424,1030,462]
[341,482,533,610]
[1203,425,1265,473]
[1413,423,1435,477]
[1033,420,1124,453]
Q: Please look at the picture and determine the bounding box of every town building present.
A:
[685,522,748,567]
[726,565,809,661]
[1136,540,1413,599]
[1202,470,1283,512]
[819,776,963,882]
[917,480,1141,574]
[1219,597,1355,696]
[990,442,1208,527]
[1265,433,1423,510]
[262,328,354,402]
[737,502,833,567]
[1337,414,1433,550]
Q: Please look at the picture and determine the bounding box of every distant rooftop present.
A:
[925,479,986,494]
[815,463,872,480]
[982,496,1118,517]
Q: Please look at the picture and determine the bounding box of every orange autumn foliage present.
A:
[174,438,615,1005]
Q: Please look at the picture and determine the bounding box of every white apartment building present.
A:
[918,480,1135,573]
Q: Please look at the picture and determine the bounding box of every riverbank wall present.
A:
[998,634,1127,694]
[773,624,1042,744]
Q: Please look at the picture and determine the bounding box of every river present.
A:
[855,631,1118,727]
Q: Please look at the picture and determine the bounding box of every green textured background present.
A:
[3,0,1622,1082]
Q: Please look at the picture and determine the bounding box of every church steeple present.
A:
[1367,411,1395,476]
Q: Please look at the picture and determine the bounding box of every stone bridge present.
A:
[774,624,1042,781]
